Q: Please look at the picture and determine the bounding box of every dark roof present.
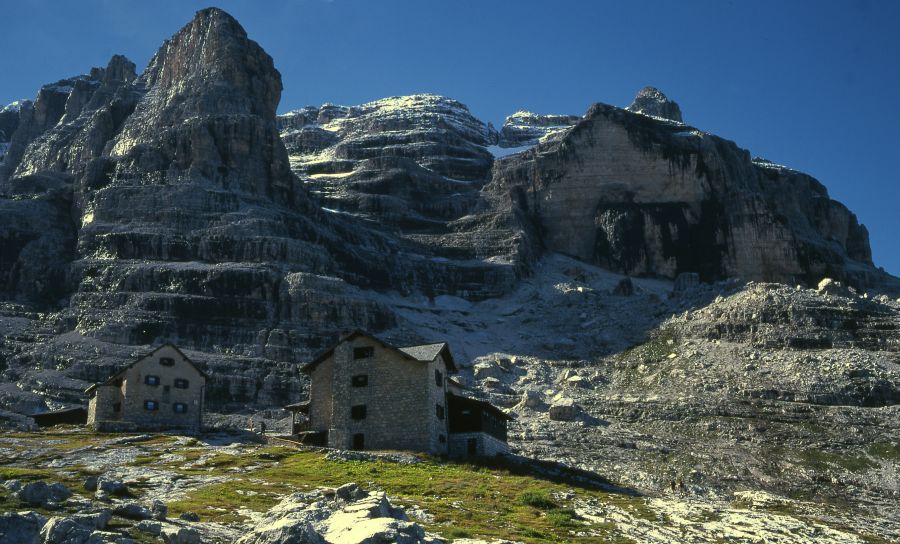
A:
[398,342,456,370]
[301,330,458,374]
[284,401,310,413]
[447,393,513,421]
[85,343,206,395]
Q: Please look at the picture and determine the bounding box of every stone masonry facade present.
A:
[303,332,511,458]
[87,344,205,433]
[306,334,451,455]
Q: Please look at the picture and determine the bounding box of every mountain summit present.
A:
[626,85,684,122]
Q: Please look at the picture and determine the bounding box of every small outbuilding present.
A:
[31,407,88,428]
[86,344,206,433]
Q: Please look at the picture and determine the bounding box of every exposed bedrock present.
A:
[0,7,896,415]
[626,85,684,122]
[489,98,884,290]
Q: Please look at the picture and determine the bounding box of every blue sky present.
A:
[2,0,898,276]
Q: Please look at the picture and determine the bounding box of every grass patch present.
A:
[520,491,558,509]
[165,449,642,543]
[546,507,580,528]
[796,449,876,473]
[5,431,644,543]
[867,442,900,461]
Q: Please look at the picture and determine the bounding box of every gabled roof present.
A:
[84,343,206,395]
[399,342,453,366]
[301,330,458,374]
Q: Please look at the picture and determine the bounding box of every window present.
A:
[438,434,446,444]
[467,438,477,456]
[144,400,158,411]
[351,374,368,387]
[436,404,445,420]
[145,375,160,386]
[352,433,365,451]
[434,369,443,387]
[159,357,175,367]
[113,402,121,413]
[351,405,367,420]
[353,346,374,359]
[174,378,189,389]
[173,403,188,414]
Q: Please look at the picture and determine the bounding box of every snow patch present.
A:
[487,144,534,158]
[1,100,28,113]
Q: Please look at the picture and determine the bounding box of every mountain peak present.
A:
[626,86,683,123]
[138,5,278,118]
[191,6,248,37]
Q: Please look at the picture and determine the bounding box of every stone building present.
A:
[86,344,206,432]
[295,331,510,458]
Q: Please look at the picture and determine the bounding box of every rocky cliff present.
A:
[489,99,885,290]
[0,7,895,410]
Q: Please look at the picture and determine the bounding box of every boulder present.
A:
[0,511,46,544]
[236,493,331,544]
[150,499,168,521]
[41,516,93,544]
[113,503,152,520]
[95,478,127,497]
[18,481,72,507]
[817,278,855,297]
[473,362,506,381]
[323,516,427,544]
[86,531,132,543]
[178,512,200,522]
[514,390,545,410]
[39,511,111,544]
[237,487,440,544]
[548,397,578,421]
[134,521,162,536]
[322,493,425,544]
[161,527,200,544]
[335,482,366,503]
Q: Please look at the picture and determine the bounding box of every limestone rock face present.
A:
[0,7,896,418]
[279,93,532,300]
[626,86,683,122]
[497,111,581,148]
[489,102,884,289]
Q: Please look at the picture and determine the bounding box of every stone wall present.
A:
[87,385,121,424]
[118,345,205,432]
[308,356,334,432]
[448,432,509,458]
[320,336,449,455]
[426,354,450,453]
